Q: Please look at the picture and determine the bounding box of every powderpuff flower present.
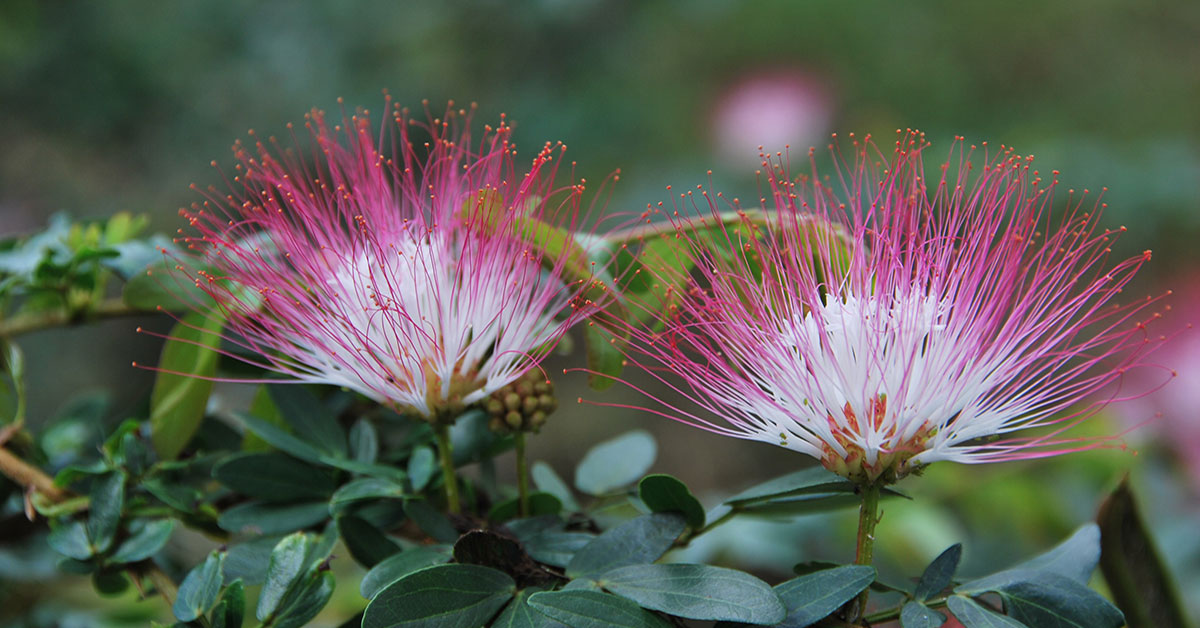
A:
[163,100,600,423]
[710,69,833,167]
[599,131,1166,484]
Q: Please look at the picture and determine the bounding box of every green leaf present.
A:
[957,570,1123,627]
[407,445,436,492]
[403,499,459,543]
[1009,523,1100,585]
[85,470,125,553]
[336,515,401,568]
[522,531,595,568]
[945,596,1025,628]
[583,322,624,391]
[109,519,176,563]
[574,430,656,495]
[150,312,224,460]
[224,535,287,585]
[901,601,946,628]
[257,533,312,621]
[1,340,26,425]
[122,261,195,311]
[493,588,567,628]
[359,545,452,600]
[217,500,329,536]
[92,569,131,596]
[768,564,876,628]
[1097,478,1190,628]
[914,543,962,601]
[600,563,785,624]
[213,452,337,502]
[489,492,563,522]
[173,550,225,622]
[362,564,515,628]
[527,590,672,628]
[349,418,379,463]
[268,569,336,628]
[724,467,853,506]
[566,513,685,579]
[48,520,93,560]
[235,412,326,463]
[267,385,347,458]
[531,461,580,512]
[638,474,705,529]
[329,478,406,512]
[210,580,245,628]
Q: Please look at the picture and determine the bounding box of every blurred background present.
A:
[1,0,1198,624]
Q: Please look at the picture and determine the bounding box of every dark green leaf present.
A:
[349,419,379,463]
[769,564,876,628]
[489,492,563,522]
[223,535,284,584]
[361,564,515,628]
[236,412,326,463]
[449,408,505,465]
[600,563,785,624]
[945,596,1025,628]
[173,550,225,622]
[403,499,459,543]
[360,545,453,600]
[268,570,336,628]
[407,446,436,492]
[213,452,337,502]
[256,532,312,621]
[1098,478,1190,628]
[901,601,946,628]
[958,570,1123,628]
[337,515,401,568]
[329,478,406,512]
[523,531,594,568]
[211,580,245,628]
[566,513,685,578]
[267,385,347,458]
[86,470,125,554]
[1,340,26,425]
[493,588,567,628]
[109,519,176,563]
[584,322,624,391]
[150,312,224,460]
[915,543,962,601]
[217,501,329,536]
[531,461,580,512]
[504,515,566,542]
[92,569,131,596]
[527,590,671,628]
[725,467,852,506]
[638,474,705,529]
[122,261,201,311]
[574,430,656,495]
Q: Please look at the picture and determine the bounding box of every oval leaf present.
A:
[566,513,685,579]
[150,312,224,460]
[638,474,705,529]
[574,430,656,496]
[527,590,671,628]
[900,601,946,628]
[217,501,329,536]
[771,564,876,628]
[213,452,337,502]
[109,519,176,563]
[945,596,1025,628]
[256,532,312,621]
[601,563,785,624]
[531,461,580,512]
[914,543,962,601]
[174,550,225,622]
[360,545,453,600]
[362,564,515,628]
[86,470,125,553]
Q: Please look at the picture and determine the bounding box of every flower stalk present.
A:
[852,481,882,621]
[434,423,460,515]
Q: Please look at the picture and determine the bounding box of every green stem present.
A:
[434,423,460,514]
[0,298,141,338]
[515,432,529,518]
[852,481,882,622]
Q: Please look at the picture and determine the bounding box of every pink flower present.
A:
[710,70,833,166]
[599,131,1167,483]
[168,100,597,422]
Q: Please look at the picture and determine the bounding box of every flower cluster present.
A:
[169,100,596,423]
[595,131,1164,483]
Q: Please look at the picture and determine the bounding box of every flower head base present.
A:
[168,99,600,423]
[598,131,1166,483]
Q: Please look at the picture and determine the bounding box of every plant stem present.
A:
[434,423,460,514]
[145,563,179,607]
[515,432,530,518]
[0,446,67,503]
[0,298,142,338]
[852,481,882,622]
